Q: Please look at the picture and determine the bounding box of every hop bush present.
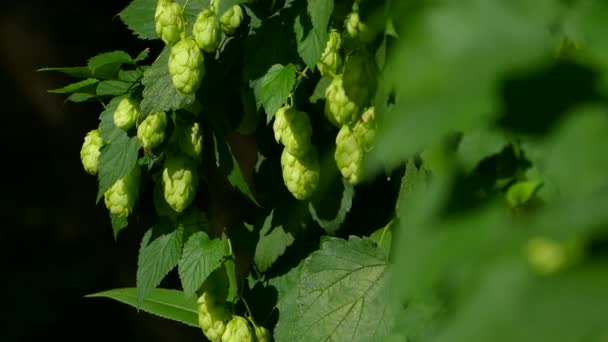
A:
[162,154,199,212]
[281,148,320,200]
[103,165,141,218]
[325,75,359,127]
[317,30,342,77]
[335,125,364,185]
[137,112,167,149]
[273,106,313,158]
[113,97,140,130]
[193,9,221,53]
[80,129,103,175]
[154,0,185,46]
[221,316,253,342]
[169,37,205,95]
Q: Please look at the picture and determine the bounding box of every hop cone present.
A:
[317,30,342,77]
[345,11,374,43]
[353,106,376,151]
[335,125,364,185]
[325,74,359,127]
[103,165,141,218]
[155,0,185,46]
[169,37,205,95]
[273,106,313,158]
[177,121,203,160]
[219,4,244,35]
[254,325,270,342]
[137,112,167,149]
[113,97,140,130]
[80,129,103,175]
[281,148,320,200]
[162,154,199,212]
[221,316,253,342]
[193,9,221,53]
[198,292,231,342]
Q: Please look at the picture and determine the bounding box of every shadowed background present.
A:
[0,1,201,340]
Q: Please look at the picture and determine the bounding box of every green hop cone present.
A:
[272,106,313,158]
[335,124,364,185]
[221,316,253,342]
[177,121,203,160]
[317,30,342,77]
[219,5,244,35]
[153,178,179,220]
[155,0,186,46]
[193,9,221,53]
[162,154,199,212]
[137,112,167,149]
[345,11,374,43]
[198,292,231,342]
[352,106,376,152]
[253,325,270,342]
[80,129,103,175]
[113,97,140,131]
[103,165,141,218]
[324,74,359,127]
[281,148,320,200]
[342,51,379,107]
[169,37,205,95]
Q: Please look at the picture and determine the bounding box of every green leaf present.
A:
[88,51,133,79]
[137,226,184,303]
[251,64,297,123]
[457,129,510,172]
[86,287,199,328]
[294,0,334,69]
[140,47,195,116]
[38,66,93,78]
[214,133,260,206]
[224,257,239,303]
[177,0,206,36]
[133,48,151,64]
[178,232,225,298]
[506,180,543,208]
[67,93,97,103]
[309,76,332,103]
[96,80,134,97]
[119,0,158,40]
[111,214,129,238]
[275,236,392,341]
[96,135,141,202]
[369,222,393,259]
[119,69,143,83]
[254,210,295,273]
[309,178,354,235]
[48,78,98,94]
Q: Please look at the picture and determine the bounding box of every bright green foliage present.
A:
[526,237,584,275]
[177,121,203,160]
[219,5,243,35]
[281,148,320,201]
[221,316,253,342]
[103,164,141,218]
[80,129,103,175]
[154,0,185,46]
[198,291,231,342]
[137,111,167,149]
[193,9,221,53]
[272,106,313,158]
[162,154,199,212]
[169,37,205,95]
[335,124,364,185]
[113,97,140,130]
[352,106,376,152]
[317,30,342,77]
[325,74,359,127]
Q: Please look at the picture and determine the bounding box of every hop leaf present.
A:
[324,74,359,127]
[155,0,186,46]
[198,292,231,342]
[272,106,313,158]
[221,316,253,342]
[219,5,244,35]
[162,154,199,212]
[281,148,320,201]
[335,125,364,185]
[177,121,204,160]
[113,97,140,131]
[80,129,103,175]
[169,37,205,95]
[352,106,377,152]
[103,165,141,218]
[317,30,342,77]
[193,9,221,53]
[137,111,168,149]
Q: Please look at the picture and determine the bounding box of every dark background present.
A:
[0,1,201,340]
